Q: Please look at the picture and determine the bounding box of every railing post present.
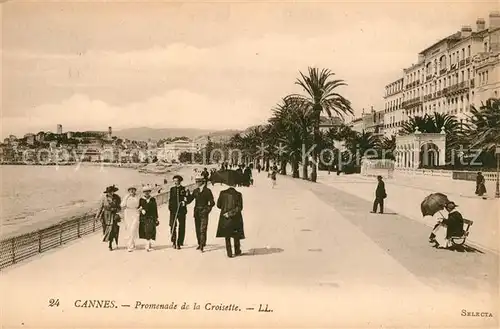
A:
[38,230,42,253]
[11,238,16,264]
[77,218,81,238]
[59,223,63,245]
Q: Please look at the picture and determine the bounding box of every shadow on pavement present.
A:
[202,245,226,253]
[452,244,485,254]
[242,247,284,256]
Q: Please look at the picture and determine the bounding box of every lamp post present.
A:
[496,145,500,198]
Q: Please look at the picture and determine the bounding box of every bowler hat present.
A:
[172,175,183,182]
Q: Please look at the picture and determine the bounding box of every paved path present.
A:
[0,172,498,328]
[318,171,500,253]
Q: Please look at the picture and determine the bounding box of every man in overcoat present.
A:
[169,175,190,249]
[371,175,386,214]
[216,178,244,258]
[187,175,215,252]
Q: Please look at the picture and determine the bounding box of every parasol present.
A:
[420,193,450,217]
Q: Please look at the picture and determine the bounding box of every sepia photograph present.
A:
[0,0,499,328]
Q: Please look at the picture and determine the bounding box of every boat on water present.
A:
[138,162,174,174]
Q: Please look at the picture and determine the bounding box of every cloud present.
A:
[2,90,267,136]
[2,21,457,137]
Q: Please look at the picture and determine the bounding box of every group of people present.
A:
[369,175,465,250]
[95,173,246,258]
[95,184,159,252]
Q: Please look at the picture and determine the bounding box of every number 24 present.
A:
[48,299,60,307]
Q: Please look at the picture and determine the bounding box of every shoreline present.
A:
[0,163,216,240]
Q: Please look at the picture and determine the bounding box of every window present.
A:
[486,71,489,83]
[467,45,471,57]
[484,42,488,52]
[461,48,465,60]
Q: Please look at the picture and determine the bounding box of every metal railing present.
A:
[0,183,195,270]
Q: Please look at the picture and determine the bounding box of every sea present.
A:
[0,164,196,238]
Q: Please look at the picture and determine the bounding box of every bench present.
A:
[450,219,473,246]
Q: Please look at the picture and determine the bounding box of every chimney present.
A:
[489,11,500,29]
[461,25,472,38]
[476,18,486,31]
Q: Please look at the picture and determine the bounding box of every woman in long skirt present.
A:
[96,185,122,251]
[138,185,159,251]
[121,186,140,252]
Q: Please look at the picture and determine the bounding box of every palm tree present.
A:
[400,113,459,135]
[269,97,315,179]
[466,98,500,153]
[286,67,352,182]
[381,135,397,160]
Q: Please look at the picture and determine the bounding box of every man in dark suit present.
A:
[216,178,245,258]
[371,175,386,214]
[168,175,189,249]
[187,175,215,252]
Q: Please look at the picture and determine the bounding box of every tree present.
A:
[269,97,315,179]
[463,98,500,168]
[286,67,352,182]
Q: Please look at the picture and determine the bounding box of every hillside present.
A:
[114,127,242,141]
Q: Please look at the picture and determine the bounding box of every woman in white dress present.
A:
[121,186,140,252]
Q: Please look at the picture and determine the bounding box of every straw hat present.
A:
[142,184,153,192]
[127,186,137,192]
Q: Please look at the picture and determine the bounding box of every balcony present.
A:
[450,63,457,71]
[439,68,447,75]
[426,74,433,81]
[443,81,470,97]
[466,57,471,64]
[459,59,465,66]
[402,97,423,108]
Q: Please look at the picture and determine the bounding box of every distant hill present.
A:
[114,127,242,141]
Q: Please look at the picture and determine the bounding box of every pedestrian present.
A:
[201,167,210,183]
[216,178,245,258]
[138,185,159,252]
[121,186,140,252]
[256,162,261,173]
[243,165,252,187]
[169,175,189,249]
[475,172,487,197]
[371,175,386,214]
[269,165,277,188]
[95,185,121,251]
[187,175,215,252]
[236,165,243,187]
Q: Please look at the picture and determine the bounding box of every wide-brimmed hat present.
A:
[128,186,137,192]
[104,185,119,193]
[142,184,153,192]
[172,175,183,182]
[194,174,205,182]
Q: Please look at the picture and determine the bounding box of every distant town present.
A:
[0,124,231,165]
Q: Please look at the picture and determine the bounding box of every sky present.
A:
[1,0,497,138]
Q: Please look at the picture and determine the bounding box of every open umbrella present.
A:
[420,193,450,217]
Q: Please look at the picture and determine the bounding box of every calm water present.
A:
[0,164,193,238]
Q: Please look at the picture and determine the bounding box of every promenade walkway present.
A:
[318,172,499,253]
[1,172,498,328]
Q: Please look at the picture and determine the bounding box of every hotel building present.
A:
[383,12,500,137]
